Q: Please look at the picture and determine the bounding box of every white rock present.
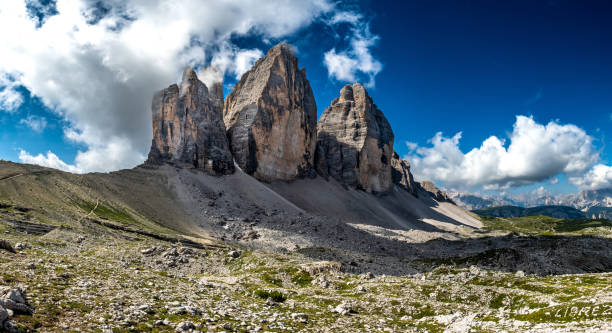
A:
[332,302,354,315]
[169,306,186,315]
[15,243,30,250]
[3,289,25,304]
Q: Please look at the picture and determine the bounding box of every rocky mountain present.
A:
[446,192,511,210]
[223,43,317,181]
[390,152,418,197]
[146,67,234,175]
[3,41,612,333]
[473,205,587,219]
[449,188,612,215]
[315,83,394,194]
[559,188,612,210]
[418,181,454,203]
[140,42,471,233]
[585,206,612,220]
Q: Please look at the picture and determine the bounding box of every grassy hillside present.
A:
[474,205,586,219]
[480,215,612,235]
[0,160,211,240]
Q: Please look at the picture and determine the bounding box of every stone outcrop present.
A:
[147,67,234,175]
[418,181,454,203]
[391,152,418,197]
[315,83,394,193]
[223,43,317,181]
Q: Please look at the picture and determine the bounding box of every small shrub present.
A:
[254,289,286,303]
[291,270,313,287]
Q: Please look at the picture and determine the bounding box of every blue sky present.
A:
[0,0,611,196]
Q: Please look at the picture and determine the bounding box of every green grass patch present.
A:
[254,290,286,303]
[77,200,139,225]
[480,215,612,234]
[261,272,282,286]
[290,270,313,287]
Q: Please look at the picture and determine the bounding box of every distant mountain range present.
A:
[473,205,587,219]
[447,188,612,219]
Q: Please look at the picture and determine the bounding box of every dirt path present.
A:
[77,199,99,223]
[0,173,24,182]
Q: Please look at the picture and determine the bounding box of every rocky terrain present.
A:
[1,202,611,332]
[1,42,611,332]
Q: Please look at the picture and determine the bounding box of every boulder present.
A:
[223,43,317,181]
[315,83,394,193]
[0,240,15,254]
[0,287,33,315]
[147,66,234,175]
[391,152,418,197]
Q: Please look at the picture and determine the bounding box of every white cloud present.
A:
[324,14,382,88]
[0,75,23,112]
[328,11,362,25]
[205,42,264,81]
[19,150,80,173]
[406,115,600,189]
[569,164,612,190]
[532,186,550,198]
[1,0,339,172]
[406,141,418,152]
[549,177,559,185]
[19,136,145,173]
[19,115,47,133]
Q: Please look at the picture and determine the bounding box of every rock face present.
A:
[391,152,418,197]
[418,181,454,203]
[223,43,317,181]
[315,83,394,193]
[147,67,234,175]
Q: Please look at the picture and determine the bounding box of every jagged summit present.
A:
[391,152,418,197]
[146,66,234,175]
[315,83,394,194]
[223,42,317,181]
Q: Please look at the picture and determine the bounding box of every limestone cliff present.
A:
[147,67,234,175]
[223,43,317,181]
[391,152,418,197]
[315,83,394,193]
[418,181,454,203]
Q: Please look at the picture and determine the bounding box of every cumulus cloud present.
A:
[19,150,80,173]
[19,115,47,133]
[204,42,264,82]
[19,135,146,174]
[406,116,601,189]
[324,13,382,88]
[0,75,23,112]
[569,164,612,190]
[1,0,341,172]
